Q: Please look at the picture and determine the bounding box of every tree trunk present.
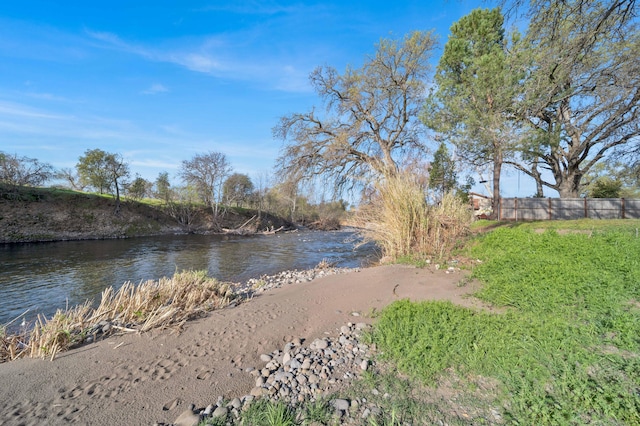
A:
[114,180,121,214]
[556,172,582,198]
[490,150,502,220]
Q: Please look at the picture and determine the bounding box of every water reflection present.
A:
[0,229,376,324]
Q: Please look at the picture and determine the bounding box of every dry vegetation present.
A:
[0,270,235,362]
[355,173,473,261]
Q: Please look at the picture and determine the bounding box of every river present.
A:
[0,228,377,326]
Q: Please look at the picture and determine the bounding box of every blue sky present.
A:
[0,0,536,197]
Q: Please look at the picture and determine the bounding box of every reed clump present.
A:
[2,270,235,362]
[356,173,473,261]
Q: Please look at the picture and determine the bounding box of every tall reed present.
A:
[356,173,473,261]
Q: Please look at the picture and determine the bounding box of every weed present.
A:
[240,399,296,426]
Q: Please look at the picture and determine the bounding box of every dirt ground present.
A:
[0,264,490,425]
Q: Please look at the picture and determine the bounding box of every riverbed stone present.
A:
[173,409,200,426]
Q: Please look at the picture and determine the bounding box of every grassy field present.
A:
[369,221,640,424]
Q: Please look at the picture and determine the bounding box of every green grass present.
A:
[371,226,640,424]
[472,218,640,236]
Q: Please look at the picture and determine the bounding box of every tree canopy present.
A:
[274,31,437,192]
[423,7,519,215]
[76,149,129,211]
[223,173,254,207]
[179,151,232,219]
[507,0,640,197]
[0,152,54,187]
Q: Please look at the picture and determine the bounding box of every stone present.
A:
[260,354,272,362]
[313,338,328,350]
[212,406,228,418]
[230,398,242,409]
[250,387,265,397]
[173,409,200,426]
[332,398,350,411]
[360,360,369,370]
[289,359,301,369]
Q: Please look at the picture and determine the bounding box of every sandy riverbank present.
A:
[0,264,487,425]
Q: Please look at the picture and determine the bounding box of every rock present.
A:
[230,398,242,409]
[250,387,265,397]
[313,338,328,350]
[212,406,228,419]
[332,398,350,411]
[173,409,200,426]
[360,360,369,370]
[289,359,301,369]
[260,354,272,362]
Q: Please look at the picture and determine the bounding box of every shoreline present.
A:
[0,263,482,425]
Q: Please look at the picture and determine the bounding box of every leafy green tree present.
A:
[581,161,640,198]
[179,151,232,220]
[223,173,254,207]
[506,0,640,197]
[588,178,623,198]
[155,171,171,203]
[423,8,520,218]
[428,142,458,200]
[0,152,54,187]
[274,31,437,191]
[76,149,129,212]
[127,174,151,200]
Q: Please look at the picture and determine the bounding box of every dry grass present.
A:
[2,270,235,362]
[356,173,473,261]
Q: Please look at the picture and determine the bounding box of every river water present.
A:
[0,228,377,326]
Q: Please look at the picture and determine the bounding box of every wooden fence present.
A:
[498,198,640,220]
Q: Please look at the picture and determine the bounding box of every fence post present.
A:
[584,198,588,218]
[515,197,518,221]
[548,198,552,220]
[622,198,626,219]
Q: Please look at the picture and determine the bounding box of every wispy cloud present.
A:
[0,100,73,120]
[83,25,314,93]
[141,83,169,95]
[24,92,76,102]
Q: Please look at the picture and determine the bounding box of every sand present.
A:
[0,264,487,425]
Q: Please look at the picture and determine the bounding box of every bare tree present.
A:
[0,152,54,187]
[179,151,232,220]
[274,31,437,192]
[506,0,640,197]
[56,167,86,191]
